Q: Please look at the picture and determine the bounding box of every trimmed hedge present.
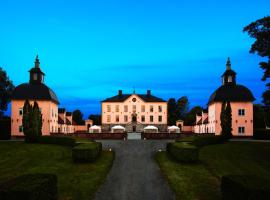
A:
[191,135,224,147]
[166,142,199,163]
[0,173,57,200]
[72,142,102,163]
[0,118,11,140]
[36,136,76,146]
[253,129,270,140]
[221,175,270,200]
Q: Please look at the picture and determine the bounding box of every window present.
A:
[141,115,145,122]
[115,105,119,112]
[124,115,128,122]
[238,127,245,134]
[116,115,119,122]
[124,105,128,112]
[33,73,38,80]
[132,105,136,112]
[238,109,245,116]
[228,76,232,82]
[107,115,111,123]
[150,115,154,122]
[150,105,154,112]
[19,108,23,116]
[158,105,162,112]
[141,105,145,112]
[158,116,162,122]
[52,109,54,117]
[19,126,23,133]
[107,105,111,112]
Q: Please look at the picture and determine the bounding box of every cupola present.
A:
[29,55,45,84]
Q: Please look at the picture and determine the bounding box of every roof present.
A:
[66,118,71,125]
[102,94,166,102]
[58,108,66,113]
[90,125,101,129]
[203,117,208,124]
[144,125,158,130]
[58,116,64,124]
[11,83,59,104]
[111,125,125,129]
[222,69,236,77]
[66,112,72,116]
[208,84,255,104]
[196,119,202,125]
[168,125,180,130]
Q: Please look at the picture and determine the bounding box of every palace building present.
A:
[10,56,91,136]
[194,58,255,136]
[101,90,168,132]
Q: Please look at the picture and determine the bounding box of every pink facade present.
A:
[11,100,58,136]
[193,58,255,136]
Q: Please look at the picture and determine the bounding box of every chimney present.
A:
[147,90,151,96]
[118,90,122,96]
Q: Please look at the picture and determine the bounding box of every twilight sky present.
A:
[1,0,269,118]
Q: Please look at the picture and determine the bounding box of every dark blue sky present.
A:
[1,0,269,118]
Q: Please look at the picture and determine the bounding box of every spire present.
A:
[35,55,40,68]
[226,57,231,70]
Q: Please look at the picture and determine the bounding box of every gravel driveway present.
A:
[95,140,175,200]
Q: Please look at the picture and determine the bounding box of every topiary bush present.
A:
[72,142,102,163]
[0,173,57,200]
[221,175,270,200]
[36,136,76,147]
[191,135,224,147]
[166,142,199,163]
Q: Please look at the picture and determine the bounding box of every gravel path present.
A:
[95,140,175,200]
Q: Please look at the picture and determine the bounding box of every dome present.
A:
[208,84,255,105]
[11,83,59,104]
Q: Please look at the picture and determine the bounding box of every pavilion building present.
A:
[194,58,255,136]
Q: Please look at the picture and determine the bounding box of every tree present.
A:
[184,106,203,126]
[72,109,85,125]
[220,101,232,139]
[0,67,14,117]
[23,100,42,142]
[167,98,177,125]
[88,114,101,125]
[175,96,189,120]
[243,16,270,105]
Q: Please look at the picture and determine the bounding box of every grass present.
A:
[0,142,114,200]
[156,141,270,200]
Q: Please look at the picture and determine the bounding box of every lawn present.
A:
[0,142,114,200]
[156,141,270,200]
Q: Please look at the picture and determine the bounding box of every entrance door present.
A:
[132,125,136,132]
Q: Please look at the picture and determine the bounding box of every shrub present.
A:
[221,175,270,200]
[253,129,270,140]
[166,142,199,163]
[191,135,224,147]
[72,142,102,163]
[0,173,57,200]
[36,136,76,147]
[0,118,11,140]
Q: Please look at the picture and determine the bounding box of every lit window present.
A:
[107,115,111,123]
[19,126,23,133]
[19,108,23,116]
[238,109,245,116]
[238,127,245,134]
[116,115,119,122]
[158,106,162,112]
[150,105,154,112]
[158,116,162,122]
[115,105,119,112]
[141,105,145,112]
[228,76,232,82]
[124,105,128,112]
[107,105,111,112]
[124,115,128,122]
[150,115,154,122]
